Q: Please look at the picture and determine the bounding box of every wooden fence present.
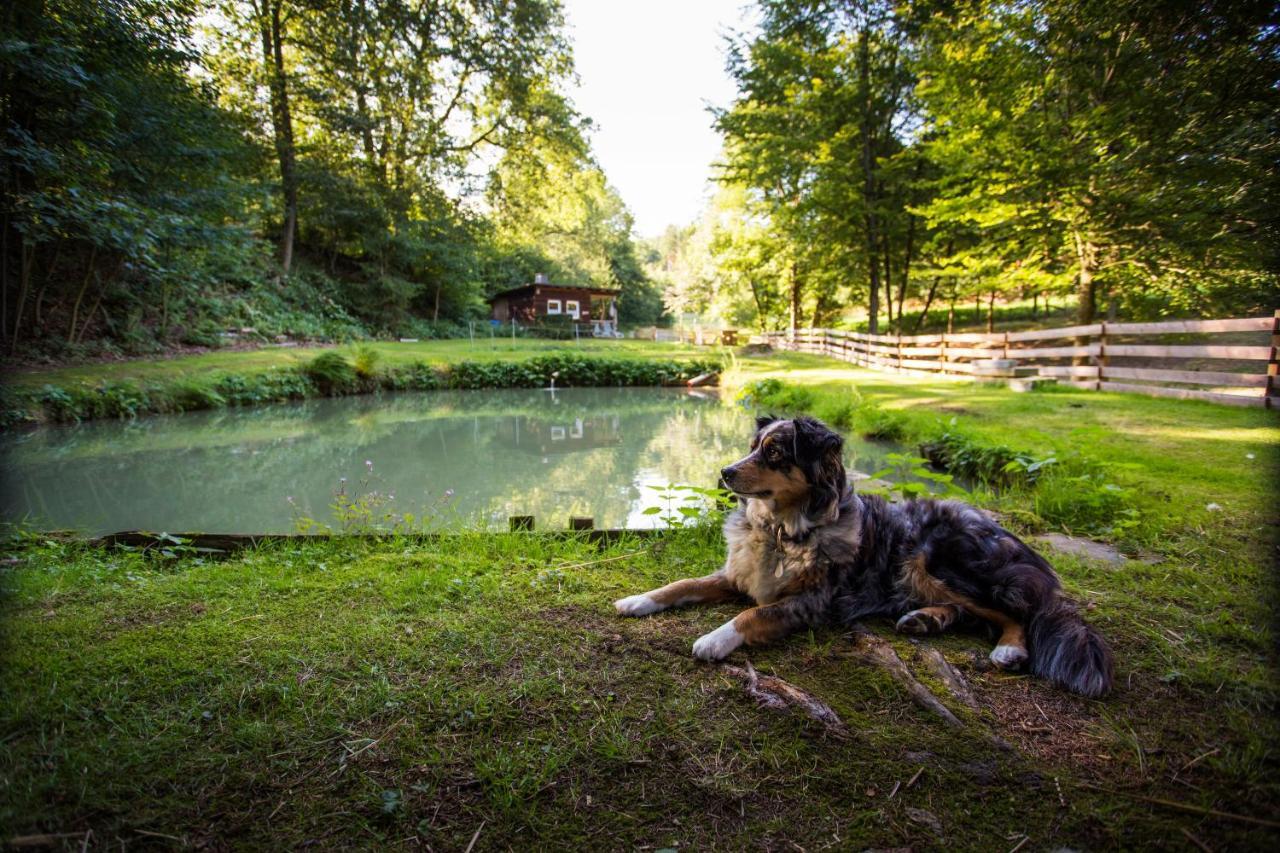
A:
[759,311,1280,409]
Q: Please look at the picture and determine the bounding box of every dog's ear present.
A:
[797,418,846,523]
[755,414,778,432]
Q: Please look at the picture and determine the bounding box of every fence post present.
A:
[939,333,948,377]
[1097,322,1108,391]
[896,333,903,372]
[1267,309,1280,409]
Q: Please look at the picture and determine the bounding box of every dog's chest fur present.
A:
[723,499,850,604]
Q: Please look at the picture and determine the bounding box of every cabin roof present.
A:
[487,283,620,303]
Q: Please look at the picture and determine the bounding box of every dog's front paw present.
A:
[692,620,743,661]
[614,594,663,617]
[989,643,1029,670]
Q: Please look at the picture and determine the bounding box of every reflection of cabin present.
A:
[498,415,622,455]
[488,274,620,326]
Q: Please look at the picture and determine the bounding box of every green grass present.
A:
[1,341,722,425]
[3,339,706,389]
[2,347,1278,849]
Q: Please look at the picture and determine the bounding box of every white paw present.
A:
[614,594,663,617]
[990,643,1029,670]
[692,620,744,661]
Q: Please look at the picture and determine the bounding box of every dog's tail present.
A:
[1027,598,1114,698]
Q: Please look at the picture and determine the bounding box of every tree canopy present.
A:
[1,0,660,358]
[656,0,1278,332]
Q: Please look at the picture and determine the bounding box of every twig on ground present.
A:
[553,551,642,572]
[906,767,925,789]
[1007,836,1029,853]
[1180,827,1214,853]
[464,820,486,853]
[721,661,851,739]
[1074,782,1280,829]
[1180,748,1220,772]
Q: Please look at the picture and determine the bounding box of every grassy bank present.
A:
[2,526,1277,851]
[2,348,1277,849]
[1,341,720,426]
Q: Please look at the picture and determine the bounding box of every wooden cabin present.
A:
[488,274,620,327]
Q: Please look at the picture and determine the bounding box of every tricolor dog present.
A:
[615,415,1113,697]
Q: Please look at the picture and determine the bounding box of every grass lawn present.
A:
[2,338,709,389]
[2,348,1278,849]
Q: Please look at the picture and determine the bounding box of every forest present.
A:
[658,0,1278,333]
[1,0,1276,362]
[2,0,665,361]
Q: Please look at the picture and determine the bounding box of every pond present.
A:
[1,387,906,535]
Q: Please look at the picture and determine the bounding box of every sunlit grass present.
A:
[4,338,711,388]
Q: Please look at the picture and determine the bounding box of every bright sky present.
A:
[561,0,751,238]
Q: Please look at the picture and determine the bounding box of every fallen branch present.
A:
[847,632,964,729]
[721,661,851,740]
[916,645,979,709]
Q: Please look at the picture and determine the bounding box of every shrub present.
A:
[444,354,720,390]
[37,384,80,422]
[305,352,358,395]
[351,345,380,380]
[169,380,226,412]
[1030,469,1140,537]
[382,361,444,392]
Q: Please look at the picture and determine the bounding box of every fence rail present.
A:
[759,311,1280,409]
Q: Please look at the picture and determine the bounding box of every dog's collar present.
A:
[753,514,815,546]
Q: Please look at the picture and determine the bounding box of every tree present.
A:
[916,0,1280,324]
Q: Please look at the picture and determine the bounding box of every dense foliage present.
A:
[653,0,1278,331]
[0,0,662,361]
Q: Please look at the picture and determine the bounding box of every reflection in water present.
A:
[1,387,902,535]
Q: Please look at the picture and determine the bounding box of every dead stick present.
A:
[554,551,642,572]
[464,820,486,853]
[906,767,925,789]
[1074,782,1280,829]
[1180,827,1214,853]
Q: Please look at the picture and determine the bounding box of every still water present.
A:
[2,387,903,535]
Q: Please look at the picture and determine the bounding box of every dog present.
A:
[615,415,1114,698]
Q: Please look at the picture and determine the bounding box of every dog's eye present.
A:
[765,445,783,462]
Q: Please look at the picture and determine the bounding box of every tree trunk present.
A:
[1073,230,1097,325]
[1072,230,1098,365]
[912,275,941,334]
[946,287,956,334]
[260,0,298,275]
[788,262,800,336]
[747,278,767,328]
[66,244,97,343]
[986,290,996,333]
[867,251,880,335]
[882,245,894,333]
[10,238,33,353]
[895,212,916,334]
[858,26,880,337]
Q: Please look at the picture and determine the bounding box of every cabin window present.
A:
[546,299,562,315]
[566,300,580,319]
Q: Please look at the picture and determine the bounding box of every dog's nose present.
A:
[720,466,735,482]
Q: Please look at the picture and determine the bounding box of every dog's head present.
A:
[720,415,847,529]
